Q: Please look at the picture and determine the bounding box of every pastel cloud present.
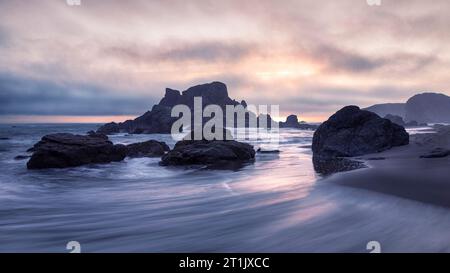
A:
[0,0,449,122]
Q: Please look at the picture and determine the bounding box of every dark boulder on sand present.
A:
[160,130,255,168]
[27,133,127,169]
[126,140,170,158]
[312,106,409,158]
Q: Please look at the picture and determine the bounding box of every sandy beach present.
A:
[324,126,450,208]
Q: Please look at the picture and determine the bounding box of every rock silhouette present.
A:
[365,92,450,123]
[27,133,127,169]
[97,82,276,135]
[312,106,409,158]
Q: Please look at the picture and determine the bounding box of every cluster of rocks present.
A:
[26,131,255,170]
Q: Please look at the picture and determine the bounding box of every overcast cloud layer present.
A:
[1,0,449,122]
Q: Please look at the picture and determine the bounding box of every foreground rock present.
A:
[27,133,127,169]
[312,106,409,158]
[126,140,170,158]
[160,138,255,168]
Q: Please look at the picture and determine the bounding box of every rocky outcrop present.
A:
[280,115,301,128]
[160,139,255,168]
[365,92,450,124]
[126,140,170,158]
[96,122,121,135]
[96,82,276,135]
[27,133,127,169]
[279,115,319,130]
[160,130,255,168]
[405,93,450,124]
[312,106,409,158]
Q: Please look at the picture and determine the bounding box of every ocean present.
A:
[0,124,449,252]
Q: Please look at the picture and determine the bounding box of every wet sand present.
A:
[324,127,450,208]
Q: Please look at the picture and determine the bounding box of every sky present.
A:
[0,0,449,123]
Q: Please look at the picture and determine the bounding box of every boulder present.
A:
[27,133,127,169]
[126,140,170,158]
[312,106,409,158]
[160,139,255,167]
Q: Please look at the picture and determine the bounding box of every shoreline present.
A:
[322,128,450,208]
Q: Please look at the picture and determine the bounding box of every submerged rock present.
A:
[27,133,127,169]
[14,155,30,160]
[160,139,255,168]
[420,148,450,159]
[256,148,280,154]
[126,140,170,158]
[312,106,409,158]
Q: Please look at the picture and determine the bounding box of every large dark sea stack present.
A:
[96,81,275,135]
[312,106,409,158]
[27,133,127,169]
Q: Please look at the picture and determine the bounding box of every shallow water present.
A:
[0,124,449,253]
